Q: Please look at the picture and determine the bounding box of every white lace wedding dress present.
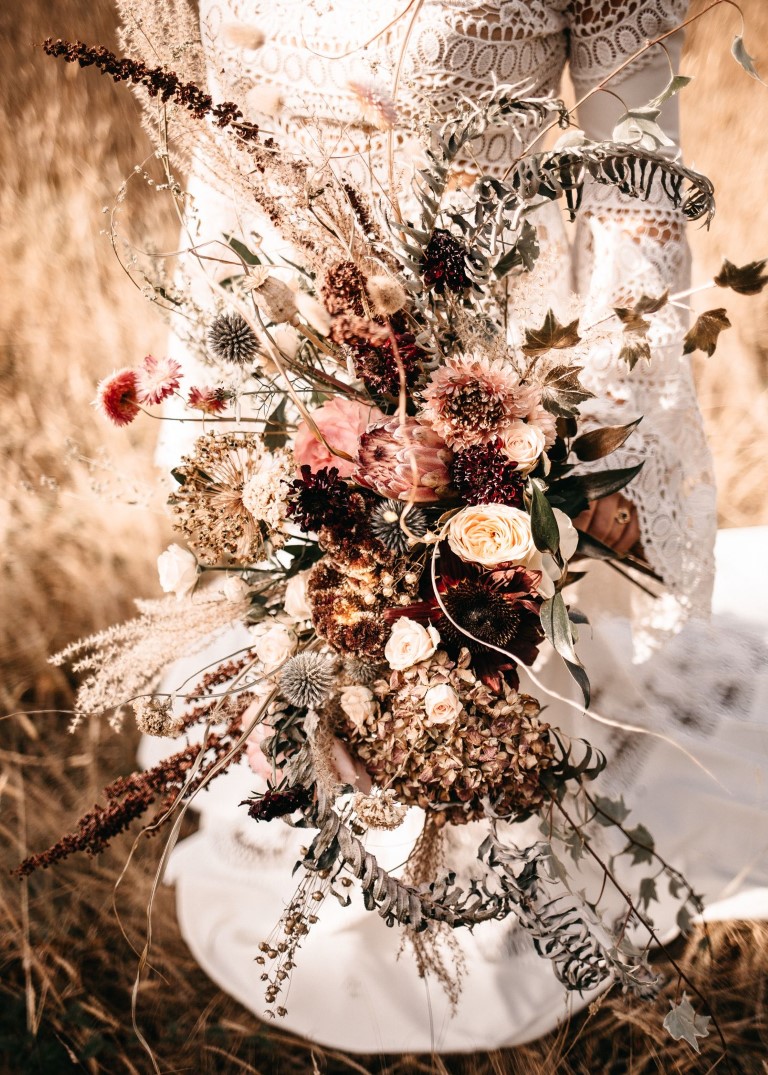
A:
[140,0,768,1053]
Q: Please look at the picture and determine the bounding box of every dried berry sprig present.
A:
[41,38,259,142]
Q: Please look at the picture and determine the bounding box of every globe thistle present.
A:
[343,657,380,686]
[369,498,429,554]
[278,652,336,708]
[208,312,261,365]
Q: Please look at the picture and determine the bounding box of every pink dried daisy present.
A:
[420,354,539,450]
[135,354,183,405]
[94,367,141,427]
[187,386,229,414]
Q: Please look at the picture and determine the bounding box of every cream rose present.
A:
[157,543,198,598]
[499,420,546,474]
[284,570,313,621]
[423,684,462,725]
[384,619,440,670]
[213,575,251,603]
[447,504,538,569]
[252,622,297,671]
[339,685,377,729]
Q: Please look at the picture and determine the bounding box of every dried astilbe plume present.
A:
[51,591,251,730]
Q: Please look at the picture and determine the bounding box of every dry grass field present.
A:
[1,1,767,1073]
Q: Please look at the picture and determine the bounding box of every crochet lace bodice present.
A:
[191,0,715,649]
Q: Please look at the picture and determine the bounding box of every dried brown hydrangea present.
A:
[338,648,554,825]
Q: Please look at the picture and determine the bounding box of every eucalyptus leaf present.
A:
[571,418,641,462]
[530,482,560,554]
[682,308,731,357]
[262,398,289,450]
[647,74,693,110]
[612,111,675,153]
[225,234,262,266]
[547,463,644,516]
[540,593,590,706]
[732,34,765,84]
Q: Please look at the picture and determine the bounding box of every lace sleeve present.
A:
[567,1,717,653]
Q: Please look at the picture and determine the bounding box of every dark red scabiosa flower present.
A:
[286,465,364,534]
[352,330,425,397]
[422,228,471,294]
[451,439,525,506]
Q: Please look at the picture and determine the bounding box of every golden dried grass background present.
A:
[1,1,767,1072]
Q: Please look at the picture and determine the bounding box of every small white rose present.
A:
[284,569,313,621]
[339,685,377,729]
[157,543,198,598]
[447,504,538,569]
[214,575,251,602]
[423,683,462,725]
[384,618,440,670]
[499,419,546,474]
[252,621,297,671]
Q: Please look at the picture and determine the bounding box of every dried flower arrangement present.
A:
[20,1,768,1065]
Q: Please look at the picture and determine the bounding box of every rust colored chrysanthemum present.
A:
[321,261,369,317]
[94,367,141,426]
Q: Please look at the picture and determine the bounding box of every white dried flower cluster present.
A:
[133,695,183,738]
[352,788,408,830]
[241,448,294,538]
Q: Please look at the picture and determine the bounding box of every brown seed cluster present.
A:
[339,649,554,825]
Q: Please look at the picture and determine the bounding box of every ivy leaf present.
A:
[731,34,765,84]
[623,823,655,866]
[647,74,693,110]
[676,902,695,935]
[530,481,560,554]
[663,994,711,1053]
[614,308,650,333]
[714,257,768,295]
[522,309,582,356]
[635,291,669,315]
[540,593,590,706]
[639,876,659,911]
[494,219,540,277]
[619,334,651,371]
[683,309,731,357]
[571,418,642,462]
[592,794,630,827]
[540,365,594,417]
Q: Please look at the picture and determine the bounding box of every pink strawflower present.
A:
[187,386,229,414]
[135,354,183,405]
[94,367,141,427]
[293,397,384,480]
[420,353,539,450]
[354,416,453,503]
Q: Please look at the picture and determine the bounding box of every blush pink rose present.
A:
[294,397,384,479]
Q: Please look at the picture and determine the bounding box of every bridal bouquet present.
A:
[23,23,767,1050]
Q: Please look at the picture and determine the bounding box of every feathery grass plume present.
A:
[51,591,252,730]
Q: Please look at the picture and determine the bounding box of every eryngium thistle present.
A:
[369,498,429,553]
[208,312,261,365]
[278,652,336,708]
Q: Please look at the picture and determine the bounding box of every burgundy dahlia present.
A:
[354,417,454,503]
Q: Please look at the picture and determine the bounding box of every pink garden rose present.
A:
[294,397,384,479]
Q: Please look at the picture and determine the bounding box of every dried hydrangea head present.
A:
[170,432,275,564]
[339,648,554,824]
[208,312,261,365]
[353,788,408,830]
[133,696,183,738]
[420,353,542,451]
[94,367,141,426]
